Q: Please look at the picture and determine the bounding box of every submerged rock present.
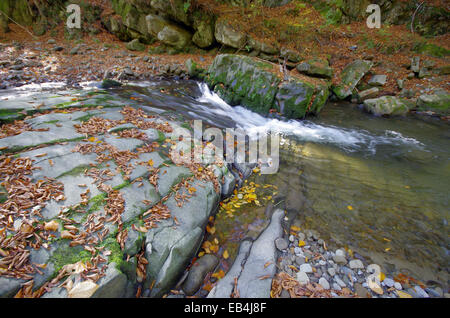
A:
[363,96,411,116]
[416,93,450,116]
[182,254,219,296]
[208,209,285,298]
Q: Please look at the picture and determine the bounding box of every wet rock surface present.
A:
[0,87,241,298]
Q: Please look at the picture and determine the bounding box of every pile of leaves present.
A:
[0,156,65,281]
[271,272,356,298]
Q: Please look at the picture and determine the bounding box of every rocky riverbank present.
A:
[0,86,249,298]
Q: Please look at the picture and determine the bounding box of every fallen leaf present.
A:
[68,280,99,298]
[368,279,383,295]
[396,290,412,298]
[44,220,59,232]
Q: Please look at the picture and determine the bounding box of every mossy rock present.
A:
[101,79,123,89]
[333,60,373,100]
[207,54,280,114]
[275,79,315,119]
[363,96,411,116]
[412,42,450,58]
[126,39,146,51]
[416,93,450,116]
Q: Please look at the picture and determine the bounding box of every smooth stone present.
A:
[412,286,429,298]
[333,255,347,265]
[335,277,346,288]
[299,264,313,273]
[354,283,370,298]
[394,282,402,290]
[383,278,395,288]
[349,259,364,269]
[327,268,336,276]
[296,271,310,285]
[319,277,330,290]
[275,237,288,251]
[335,249,346,257]
[295,256,306,266]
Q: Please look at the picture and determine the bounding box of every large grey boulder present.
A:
[146,14,172,37]
[214,19,247,49]
[157,25,192,50]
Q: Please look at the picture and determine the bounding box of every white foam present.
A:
[196,83,424,153]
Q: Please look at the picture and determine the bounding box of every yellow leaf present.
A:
[88,137,96,142]
[290,225,301,232]
[148,159,154,166]
[347,205,353,211]
[298,240,306,247]
[212,270,225,280]
[223,250,229,259]
[368,279,383,295]
[198,251,205,257]
[397,290,412,298]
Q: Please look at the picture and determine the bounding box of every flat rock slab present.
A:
[208,209,284,298]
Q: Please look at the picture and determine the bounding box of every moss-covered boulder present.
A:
[416,93,450,116]
[207,54,280,114]
[214,18,247,49]
[297,58,333,79]
[206,54,330,119]
[333,60,373,100]
[126,38,146,51]
[363,96,411,116]
[275,80,315,119]
[192,13,215,49]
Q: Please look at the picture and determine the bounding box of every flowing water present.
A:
[3,79,449,288]
[116,80,449,287]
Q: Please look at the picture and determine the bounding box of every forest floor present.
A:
[0,1,449,97]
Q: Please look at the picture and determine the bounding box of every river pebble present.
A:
[319,278,330,290]
[296,271,310,285]
[299,264,313,273]
[327,268,336,276]
[383,278,395,288]
[349,259,364,269]
[275,238,288,251]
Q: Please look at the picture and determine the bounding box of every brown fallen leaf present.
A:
[44,220,59,232]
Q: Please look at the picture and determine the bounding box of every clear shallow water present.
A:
[4,79,448,287]
[117,80,449,286]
